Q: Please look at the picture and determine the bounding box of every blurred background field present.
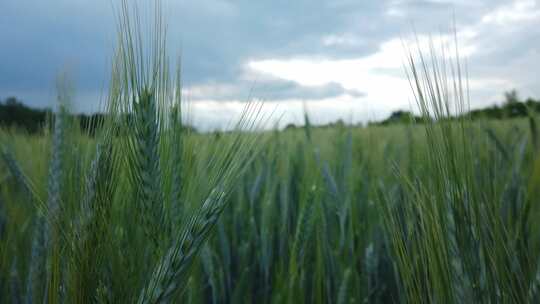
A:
[1,109,540,302]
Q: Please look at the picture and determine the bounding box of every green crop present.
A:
[1,2,539,303]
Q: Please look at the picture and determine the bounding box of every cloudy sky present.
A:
[1,0,539,130]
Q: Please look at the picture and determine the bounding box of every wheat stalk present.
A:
[138,188,226,303]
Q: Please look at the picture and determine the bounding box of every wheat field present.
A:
[1,2,540,303]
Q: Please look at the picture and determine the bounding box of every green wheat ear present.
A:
[138,188,226,303]
[129,88,166,248]
[111,1,265,302]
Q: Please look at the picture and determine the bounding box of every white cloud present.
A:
[183,83,240,101]
[188,94,389,131]
[239,0,540,121]
[322,34,364,47]
[245,34,482,116]
[481,0,540,25]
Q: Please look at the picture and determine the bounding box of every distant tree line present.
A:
[2,90,540,133]
[282,90,540,130]
[284,119,348,130]
[468,90,540,119]
[375,90,540,126]
[0,97,52,133]
[0,97,196,135]
[0,97,108,135]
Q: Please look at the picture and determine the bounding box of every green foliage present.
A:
[2,106,539,303]
[0,97,51,133]
[376,110,423,126]
[379,38,540,303]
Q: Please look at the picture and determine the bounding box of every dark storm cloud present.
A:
[186,76,365,101]
[1,0,382,108]
[170,0,493,83]
[250,79,366,100]
[167,0,388,83]
[0,1,115,108]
